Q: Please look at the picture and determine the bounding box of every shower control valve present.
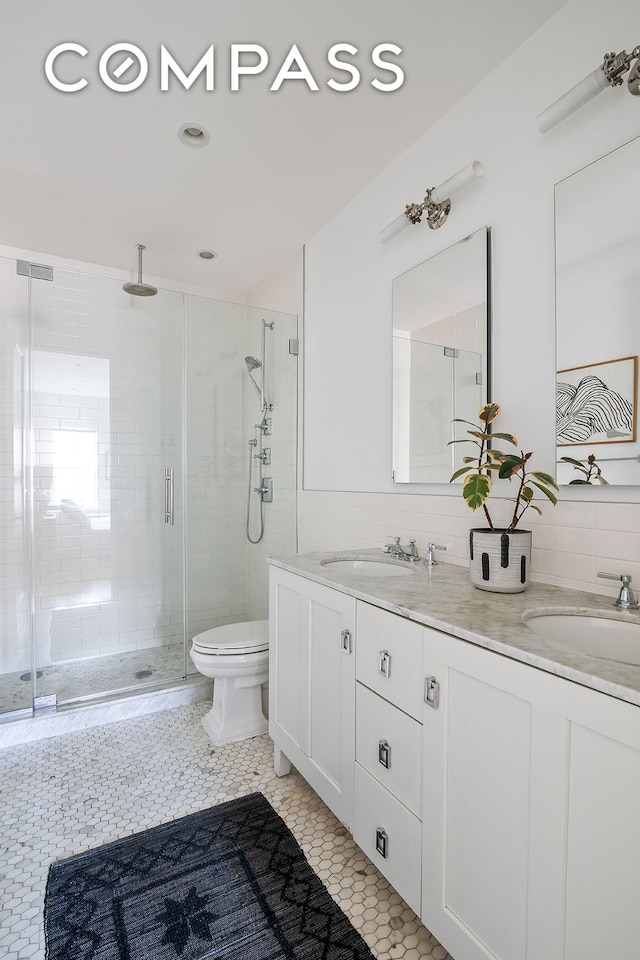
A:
[255,478,274,503]
[254,447,271,464]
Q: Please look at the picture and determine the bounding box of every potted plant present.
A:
[449,403,559,593]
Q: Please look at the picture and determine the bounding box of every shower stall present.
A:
[0,255,297,722]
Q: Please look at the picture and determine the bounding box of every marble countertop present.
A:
[268,549,640,709]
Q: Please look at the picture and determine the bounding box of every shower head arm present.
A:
[136,244,145,284]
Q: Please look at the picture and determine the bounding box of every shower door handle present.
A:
[164,467,174,525]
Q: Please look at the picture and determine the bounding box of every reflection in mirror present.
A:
[392,226,489,483]
[555,135,640,486]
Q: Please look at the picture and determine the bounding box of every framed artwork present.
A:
[556,355,637,446]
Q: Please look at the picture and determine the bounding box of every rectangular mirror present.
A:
[555,135,640,486]
[392,226,490,483]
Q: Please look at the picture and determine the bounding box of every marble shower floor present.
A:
[0,644,188,714]
[0,701,452,960]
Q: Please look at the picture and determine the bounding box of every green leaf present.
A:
[530,471,559,489]
[462,472,492,510]
[528,504,542,515]
[521,486,534,501]
[451,418,483,428]
[450,466,473,482]
[468,431,491,441]
[462,456,478,464]
[448,438,480,446]
[486,449,510,462]
[568,479,589,484]
[478,403,501,425]
[560,456,583,467]
[530,480,558,505]
[597,476,609,485]
[490,432,518,446]
[498,458,521,479]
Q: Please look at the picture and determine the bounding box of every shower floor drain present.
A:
[134,669,153,679]
[20,671,43,681]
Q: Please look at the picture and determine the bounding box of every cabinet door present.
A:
[269,567,356,826]
[544,678,640,960]
[353,763,422,915]
[356,601,424,719]
[422,627,543,960]
[422,626,640,960]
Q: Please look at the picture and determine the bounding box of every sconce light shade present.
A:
[537,65,611,133]
[537,46,640,133]
[379,161,483,244]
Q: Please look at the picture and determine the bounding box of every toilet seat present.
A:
[191,619,269,657]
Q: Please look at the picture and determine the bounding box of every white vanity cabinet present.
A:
[352,602,424,914]
[268,566,356,826]
[268,561,640,960]
[421,626,640,960]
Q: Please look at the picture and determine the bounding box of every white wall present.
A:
[254,0,640,597]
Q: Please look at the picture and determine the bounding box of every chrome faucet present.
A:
[384,537,420,561]
[597,571,640,609]
[424,542,446,566]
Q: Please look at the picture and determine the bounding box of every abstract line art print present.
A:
[556,356,637,446]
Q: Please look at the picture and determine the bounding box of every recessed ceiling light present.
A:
[178,123,210,147]
[197,250,217,260]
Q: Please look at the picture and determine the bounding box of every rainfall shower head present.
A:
[123,244,158,297]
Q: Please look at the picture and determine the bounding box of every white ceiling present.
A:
[1,0,568,296]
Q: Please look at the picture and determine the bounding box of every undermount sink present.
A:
[525,610,640,665]
[320,557,416,578]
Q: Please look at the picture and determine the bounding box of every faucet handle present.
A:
[597,572,639,609]
[405,539,420,562]
[384,536,402,555]
[424,543,446,566]
[598,571,632,583]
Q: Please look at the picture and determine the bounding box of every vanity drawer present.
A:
[356,601,424,719]
[353,763,422,914]
[356,682,422,816]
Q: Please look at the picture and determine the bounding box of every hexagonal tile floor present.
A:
[0,701,452,960]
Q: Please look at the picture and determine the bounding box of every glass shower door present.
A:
[30,268,185,705]
[0,258,31,716]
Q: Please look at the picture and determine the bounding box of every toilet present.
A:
[189,620,269,746]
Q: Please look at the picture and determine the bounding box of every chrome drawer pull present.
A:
[424,675,440,709]
[378,739,391,769]
[378,650,391,678]
[375,827,388,859]
[341,628,352,654]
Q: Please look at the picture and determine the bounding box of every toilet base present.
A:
[202,675,268,746]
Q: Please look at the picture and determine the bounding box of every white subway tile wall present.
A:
[298,491,640,597]
[245,310,299,622]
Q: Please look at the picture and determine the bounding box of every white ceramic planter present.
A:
[469,528,532,593]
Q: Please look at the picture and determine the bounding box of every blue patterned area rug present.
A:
[44,792,375,960]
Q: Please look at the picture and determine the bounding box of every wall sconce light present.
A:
[378,161,483,245]
[537,46,640,133]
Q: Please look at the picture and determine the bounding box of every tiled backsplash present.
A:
[298,490,640,598]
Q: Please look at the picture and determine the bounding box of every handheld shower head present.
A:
[244,356,263,401]
[123,244,158,297]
